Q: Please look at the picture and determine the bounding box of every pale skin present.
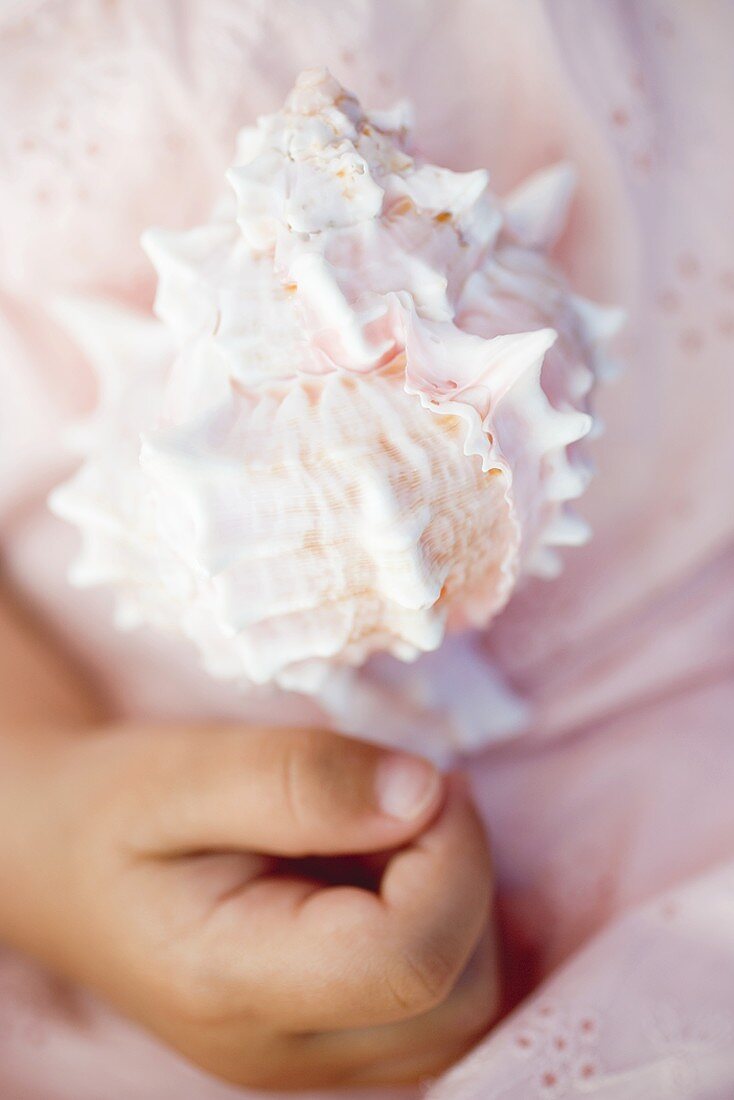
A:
[0,585,500,1090]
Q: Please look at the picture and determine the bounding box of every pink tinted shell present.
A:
[51,69,618,695]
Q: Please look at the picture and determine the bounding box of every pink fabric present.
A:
[1,2,733,1097]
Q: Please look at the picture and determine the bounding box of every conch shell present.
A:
[51,69,620,726]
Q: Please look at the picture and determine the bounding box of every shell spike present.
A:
[572,295,626,346]
[504,161,577,250]
[484,327,558,402]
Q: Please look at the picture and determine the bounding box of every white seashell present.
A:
[51,68,620,716]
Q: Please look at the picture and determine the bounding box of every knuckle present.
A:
[387,937,459,1014]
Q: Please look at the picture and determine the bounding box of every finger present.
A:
[197,776,492,1030]
[124,723,444,857]
[185,929,499,1091]
[297,927,501,1087]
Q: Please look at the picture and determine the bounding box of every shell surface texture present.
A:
[51,68,619,708]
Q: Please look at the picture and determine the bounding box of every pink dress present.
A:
[1,2,733,1097]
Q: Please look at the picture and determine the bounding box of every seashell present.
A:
[51,68,619,706]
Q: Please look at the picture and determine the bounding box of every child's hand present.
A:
[0,723,498,1089]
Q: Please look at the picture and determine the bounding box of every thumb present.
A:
[125,723,445,858]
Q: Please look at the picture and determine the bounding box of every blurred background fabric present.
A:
[0,2,733,1097]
